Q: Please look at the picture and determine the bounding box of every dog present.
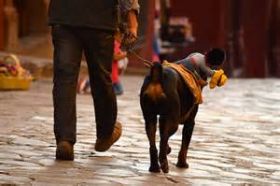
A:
[140,62,201,173]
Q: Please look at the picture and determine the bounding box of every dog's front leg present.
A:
[145,121,160,173]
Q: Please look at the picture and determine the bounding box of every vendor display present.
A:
[0,54,33,90]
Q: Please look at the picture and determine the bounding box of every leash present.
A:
[122,36,154,68]
[128,50,153,68]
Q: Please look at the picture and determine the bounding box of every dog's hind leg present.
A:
[176,106,198,168]
[145,115,160,173]
[159,116,179,173]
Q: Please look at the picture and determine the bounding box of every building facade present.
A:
[0,0,154,70]
[0,0,49,52]
[0,0,279,77]
[169,0,280,77]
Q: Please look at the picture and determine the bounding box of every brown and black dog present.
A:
[140,62,201,173]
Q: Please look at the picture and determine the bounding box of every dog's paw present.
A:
[149,164,161,173]
[161,161,169,173]
[176,161,189,168]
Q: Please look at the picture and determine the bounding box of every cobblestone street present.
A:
[0,76,280,185]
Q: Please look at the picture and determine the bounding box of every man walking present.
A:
[48,0,139,160]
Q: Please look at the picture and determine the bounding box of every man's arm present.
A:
[127,10,138,37]
[126,0,139,36]
[120,0,139,50]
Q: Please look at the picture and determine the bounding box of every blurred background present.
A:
[0,0,279,78]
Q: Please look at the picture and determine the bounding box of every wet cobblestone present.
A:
[0,76,279,185]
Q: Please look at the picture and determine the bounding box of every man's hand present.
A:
[122,31,137,51]
[121,11,138,51]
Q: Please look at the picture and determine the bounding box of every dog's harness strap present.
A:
[163,61,203,104]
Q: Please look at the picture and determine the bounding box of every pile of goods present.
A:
[0,54,33,90]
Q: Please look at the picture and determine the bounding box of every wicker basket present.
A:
[0,76,31,90]
[0,54,32,90]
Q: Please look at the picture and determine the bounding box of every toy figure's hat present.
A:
[206,48,226,66]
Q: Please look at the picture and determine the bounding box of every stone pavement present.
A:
[0,76,280,185]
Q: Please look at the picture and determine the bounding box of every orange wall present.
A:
[170,0,275,77]
[170,0,227,51]
[241,0,270,77]
[0,0,4,50]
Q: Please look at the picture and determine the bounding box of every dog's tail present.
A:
[143,62,166,101]
[150,62,163,83]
